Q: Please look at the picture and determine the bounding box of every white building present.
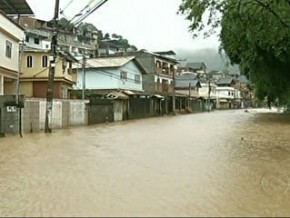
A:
[0,11,25,95]
[199,82,217,99]
[216,86,241,109]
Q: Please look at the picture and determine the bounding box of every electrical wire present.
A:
[31,59,62,77]
[69,0,99,23]
[79,61,174,87]
[73,0,108,27]
[61,0,75,12]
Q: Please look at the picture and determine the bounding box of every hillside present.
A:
[176,48,240,74]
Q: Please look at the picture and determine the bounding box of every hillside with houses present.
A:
[0,0,254,136]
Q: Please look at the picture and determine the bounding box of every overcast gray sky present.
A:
[26,0,219,52]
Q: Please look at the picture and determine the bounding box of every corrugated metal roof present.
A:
[176,72,197,80]
[0,0,33,14]
[216,77,235,85]
[86,56,135,68]
[176,73,200,88]
[176,79,200,88]
[186,62,206,70]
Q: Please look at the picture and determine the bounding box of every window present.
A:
[34,38,40,45]
[5,41,12,58]
[25,36,29,42]
[121,71,127,81]
[27,56,33,68]
[135,75,141,84]
[42,55,48,68]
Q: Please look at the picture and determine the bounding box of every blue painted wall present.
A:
[76,61,143,91]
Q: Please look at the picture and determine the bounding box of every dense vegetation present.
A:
[179,0,290,108]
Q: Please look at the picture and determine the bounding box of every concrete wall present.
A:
[0,95,21,136]
[23,98,89,133]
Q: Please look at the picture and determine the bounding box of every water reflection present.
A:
[0,109,290,217]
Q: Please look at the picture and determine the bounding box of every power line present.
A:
[78,61,174,87]
[32,60,62,77]
[61,0,75,12]
[69,0,98,23]
[72,0,108,27]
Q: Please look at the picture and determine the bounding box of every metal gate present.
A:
[88,99,114,125]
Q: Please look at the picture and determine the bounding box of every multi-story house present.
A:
[16,16,98,59]
[127,51,178,97]
[216,86,241,109]
[198,79,217,110]
[73,56,147,95]
[175,72,202,111]
[103,51,178,113]
[0,11,25,95]
[20,47,76,99]
[185,62,207,77]
[98,39,129,57]
[234,74,254,108]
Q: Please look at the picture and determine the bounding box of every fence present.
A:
[23,98,89,133]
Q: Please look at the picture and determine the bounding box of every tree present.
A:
[57,17,75,32]
[104,33,110,40]
[179,0,290,106]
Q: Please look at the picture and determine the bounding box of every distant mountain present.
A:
[176,48,240,74]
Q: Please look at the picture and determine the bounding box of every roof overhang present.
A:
[107,92,129,100]
[0,0,34,15]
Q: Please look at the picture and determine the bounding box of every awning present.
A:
[219,99,229,103]
[151,94,164,99]
[106,92,129,100]
[0,0,34,15]
[122,90,135,96]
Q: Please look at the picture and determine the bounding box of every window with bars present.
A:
[135,75,141,84]
[5,41,12,58]
[27,56,33,68]
[42,55,48,68]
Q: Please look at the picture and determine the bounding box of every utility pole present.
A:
[45,0,60,133]
[172,66,176,115]
[188,82,191,108]
[82,54,86,100]
[17,39,24,138]
[208,78,211,112]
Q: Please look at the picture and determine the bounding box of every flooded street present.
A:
[1,109,290,217]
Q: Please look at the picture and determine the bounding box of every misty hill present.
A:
[176,48,240,74]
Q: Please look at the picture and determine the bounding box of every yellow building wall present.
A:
[21,51,74,83]
[19,81,33,97]
[21,52,49,78]
[4,80,15,94]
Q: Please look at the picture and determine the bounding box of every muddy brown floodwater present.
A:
[1,109,290,217]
